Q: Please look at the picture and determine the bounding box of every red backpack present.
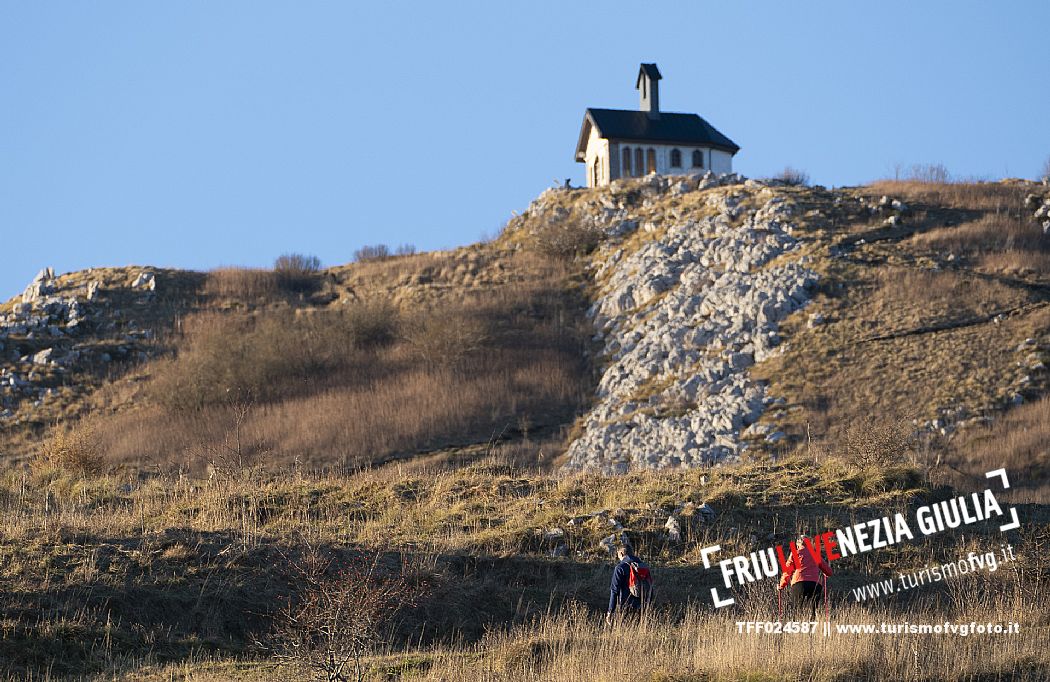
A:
[627,560,654,603]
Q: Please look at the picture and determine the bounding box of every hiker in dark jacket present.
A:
[606,544,648,622]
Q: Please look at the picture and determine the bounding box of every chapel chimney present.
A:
[636,63,662,119]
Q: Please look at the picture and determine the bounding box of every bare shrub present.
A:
[841,420,913,470]
[1042,155,1050,182]
[401,309,488,367]
[906,163,951,183]
[354,244,390,262]
[774,166,810,186]
[36,423,104,476]
[335,300,399,348]
[150,310,367,410]
[192,400,267,482]
[395,243,417,257]
[532,213,602,260]
[268,546,428,682]
[274,253,323,294]
[150,313,267,410]
[203,267,278,302]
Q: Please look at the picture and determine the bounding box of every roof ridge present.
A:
[579,108,739,155]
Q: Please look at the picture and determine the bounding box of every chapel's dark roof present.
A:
[575,108,740,161]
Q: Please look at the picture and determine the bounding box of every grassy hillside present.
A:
[2,247,595,471]
[2,175,1049,679]
[751,180,1050,501]
[2,453,1046,679]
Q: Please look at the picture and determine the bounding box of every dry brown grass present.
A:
[941,396,1050,502]
[754,178,1050,475]
[94,250,594,471]
[202,267,278,302]
[411,590,1047,681]
[870,267,1021,327]
[327,250,452,299]
[755,272,1047,449]
[868,179,1029,212]
[980,249,1050,274]
[102,349,585,470]
[0,457,1042,680]
[911,213,1050,274]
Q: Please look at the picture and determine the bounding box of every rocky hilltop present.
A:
[506,173,825,473]
[507,172,1050,476]
[562,177,817,472]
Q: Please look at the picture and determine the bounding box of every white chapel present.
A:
[575,63,739,187]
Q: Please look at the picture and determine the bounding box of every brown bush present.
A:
[354,244,391,262]
[401,309,488,367]
[532,213,603,260]
[773,166,810,186]
[337,299,399,348]
[841,420,914,469]
[267,546,428,682]
[274,253,322,294]
[36,424,104,476]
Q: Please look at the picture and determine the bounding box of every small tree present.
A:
[907,163,951,183]
[268,546,427,682]
[1042,155,1050,182]
[774,166,810,186]
[353,244,390,262]
[274,253,323,294]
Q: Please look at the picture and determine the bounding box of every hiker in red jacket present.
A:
[778,534,832,620]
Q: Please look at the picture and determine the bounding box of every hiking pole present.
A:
[823,575,830,626]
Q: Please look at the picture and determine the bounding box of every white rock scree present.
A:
[547,173,818,474]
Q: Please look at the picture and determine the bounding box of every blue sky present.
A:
[2,1,1048,300]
